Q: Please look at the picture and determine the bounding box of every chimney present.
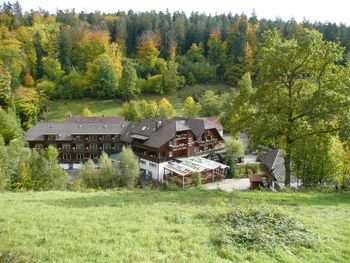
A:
[156,120,162,129]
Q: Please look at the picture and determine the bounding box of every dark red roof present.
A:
[249,174,262,182]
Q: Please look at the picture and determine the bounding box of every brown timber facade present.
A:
[26,116,226,180]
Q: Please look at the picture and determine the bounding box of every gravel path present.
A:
[203,178,250,192]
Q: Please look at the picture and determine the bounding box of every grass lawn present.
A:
[0,190,349,262]
[44,84,232,121]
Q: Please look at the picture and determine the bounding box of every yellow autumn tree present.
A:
[159,98,176,119]
[82,107,92,117]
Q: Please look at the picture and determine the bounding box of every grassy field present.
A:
[44,84,231,121]
[0,190,349,263]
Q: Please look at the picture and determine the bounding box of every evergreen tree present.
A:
[58,27,72,73]
[33,31,47,79]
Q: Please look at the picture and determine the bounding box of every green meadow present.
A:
[0,190,349,262]
[44,84,231,121]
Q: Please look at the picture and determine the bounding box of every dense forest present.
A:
[2,1,350,128]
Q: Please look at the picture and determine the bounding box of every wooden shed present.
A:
[249,174,263,190]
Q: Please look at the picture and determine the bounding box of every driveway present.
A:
[203,178,250,192]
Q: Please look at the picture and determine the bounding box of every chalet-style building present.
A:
[26,116,227,182]
[26,117,128,169]
[121,117,225,181]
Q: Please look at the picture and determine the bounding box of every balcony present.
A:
[135,153,161,163]
[169,143,187,151]
[197,138,218,145]
[174,134,187,141]
[58,148,71,152]
[199,144,225,155]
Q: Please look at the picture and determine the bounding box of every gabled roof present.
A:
[258,149,298,186]
[26,121,128,141]
[121,119,191,148]
[173,117,224,139]
[257,148,280,170]
[197,117,224,131]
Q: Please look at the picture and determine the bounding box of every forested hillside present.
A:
[2,1,350,127]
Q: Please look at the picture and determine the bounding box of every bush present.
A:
[218,207,320,252]
[233,166,247,178]
[191,172,202,188]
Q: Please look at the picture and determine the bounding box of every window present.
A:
[147,170,153,177]
[34,144,43,150]
[48,135,55,141]
[90,143,97,150]
[114,144,120,151]
[140,160,146,165]
[149,162,156,168]
[90,153,98,159]
[76,143,84,150]
[89,135,97,140]
[62,144,71,150]
[102,135,111,140]
[77,153,84,160]
[103,143,111,150]
[63,153,71,160]
[75,135,83,140]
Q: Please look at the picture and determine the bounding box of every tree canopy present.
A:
[230,29,350,186]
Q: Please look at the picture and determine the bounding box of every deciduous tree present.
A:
[230,29,350,186]
[118,146,139,188]
[118,59,139,101]
[182,96,200,118]
[86,54,119,98]
[159,98,176,119]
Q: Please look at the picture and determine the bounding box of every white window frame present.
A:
[103,143,111,150]
[90,143,97,150]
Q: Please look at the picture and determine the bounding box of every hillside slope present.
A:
[0,190,349,262]
[44,84,232,121]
